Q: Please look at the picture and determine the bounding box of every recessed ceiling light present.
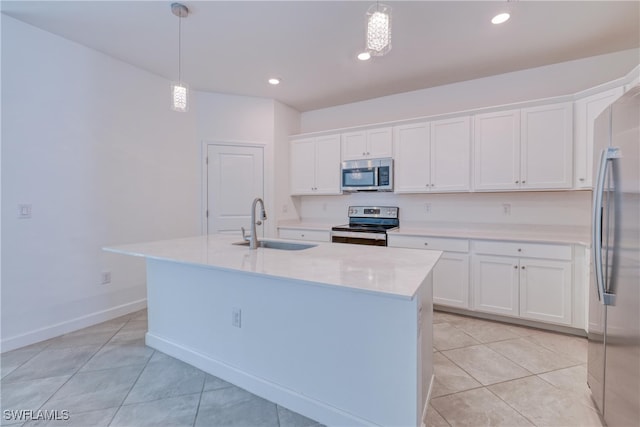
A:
[491,12,510,24]
[268,78,280,85]
[357,51,372,61]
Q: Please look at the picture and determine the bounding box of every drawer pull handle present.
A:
[424,242,428,246]
[517,248,522,252]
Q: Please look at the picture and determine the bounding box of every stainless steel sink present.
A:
[232,240,316,251]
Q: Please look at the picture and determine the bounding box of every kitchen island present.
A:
[105,234,441,427]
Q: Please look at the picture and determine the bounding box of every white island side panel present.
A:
[145,258,433,427]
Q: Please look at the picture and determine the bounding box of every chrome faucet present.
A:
[244,197,266,249]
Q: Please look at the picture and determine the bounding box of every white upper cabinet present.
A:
[394,117,470,193]
[393,122,431,192]
[431,116,471,192]
[520,102,573,189]
[290,134,341,195]
[473,109,521,190]
[342,127,393,160]
[574,87,624,188]
[474,103,573,191]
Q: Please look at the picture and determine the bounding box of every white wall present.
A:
[195,93,299,237]
[297,191,592,227]
[1,16,200,351]
[273,102,301,223]
[301,49,640,133]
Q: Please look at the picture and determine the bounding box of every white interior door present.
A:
[207,144,264,235]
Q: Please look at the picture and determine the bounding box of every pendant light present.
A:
[171,3,189,112]
[366,2,392,56]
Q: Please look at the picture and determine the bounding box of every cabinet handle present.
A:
[517,248,522,252]
[579,178,585,182]
[514,265,518,269]
[362,152,366,156]
[522,180,526,184]
[423,242,428,246]
[515,181,520,184]
[521,266,526,270]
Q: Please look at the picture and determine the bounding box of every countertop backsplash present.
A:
[295,190,592,228]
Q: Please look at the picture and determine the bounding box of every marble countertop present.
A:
[104,234,441,300]
[277,220,590,246]
[390,222,590,246]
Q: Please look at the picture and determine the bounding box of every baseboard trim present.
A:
[1,299,147,352]
[146,333,379,427]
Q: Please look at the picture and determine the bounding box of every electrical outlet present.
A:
[101,271,112,285]
[502,203,511,215]
[232,307,242,328]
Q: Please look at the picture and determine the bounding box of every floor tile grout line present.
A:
[483,380,540,426]
[521,334,587,364]
[106,348,156,427]
[191,373,208,427]
[427,403,451,427]
[29,319,135,415]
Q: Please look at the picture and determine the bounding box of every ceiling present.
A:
[2,1,639,112]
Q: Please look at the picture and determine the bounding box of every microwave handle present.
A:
[374,168,379,186]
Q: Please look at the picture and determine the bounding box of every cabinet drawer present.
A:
[473,240,571,260]
[388,235,469,253]
[278,228,330,243]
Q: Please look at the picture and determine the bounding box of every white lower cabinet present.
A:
[472,255,520,317]
[278,228,330,242]
[432,252,470,309]
[388,235,470,309]
[472,240,573,326]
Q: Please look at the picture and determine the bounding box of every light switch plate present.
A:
[18,204,32,219]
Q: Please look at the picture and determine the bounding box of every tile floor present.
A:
[427,310,603,427]
[1,310,321,427]
[1,309,602,427]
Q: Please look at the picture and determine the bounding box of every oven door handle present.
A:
[331,230,387,240]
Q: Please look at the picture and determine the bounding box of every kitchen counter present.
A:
[105,233,440,300]
[391,222,590,246]
[104,234,437,426]
[278,220,590,246]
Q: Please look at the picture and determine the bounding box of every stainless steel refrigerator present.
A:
[587,85,640,426]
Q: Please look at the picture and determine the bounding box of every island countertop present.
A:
[104,234,441,300]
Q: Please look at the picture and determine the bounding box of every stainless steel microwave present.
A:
[341,158,393,192]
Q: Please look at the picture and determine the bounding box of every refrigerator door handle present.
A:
[592,147,619,306]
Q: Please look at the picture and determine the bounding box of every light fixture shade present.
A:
[366,3,391,56]
[171,82,189,112]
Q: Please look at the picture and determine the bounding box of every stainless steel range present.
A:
[331,206,399,246]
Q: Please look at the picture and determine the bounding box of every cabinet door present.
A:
[521,103,573,189]
[431,116,471,192]
[290,138,317,195]
[519,258,572,325]
[393,123,430,193]
[472,255,519,316]
[341,131,367,160]
[314,135,342,194]
[367,127,393,158]
[574,87,624,188]
[433,252,469,309]
[473,110,520,190]
[279,228,330,242]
